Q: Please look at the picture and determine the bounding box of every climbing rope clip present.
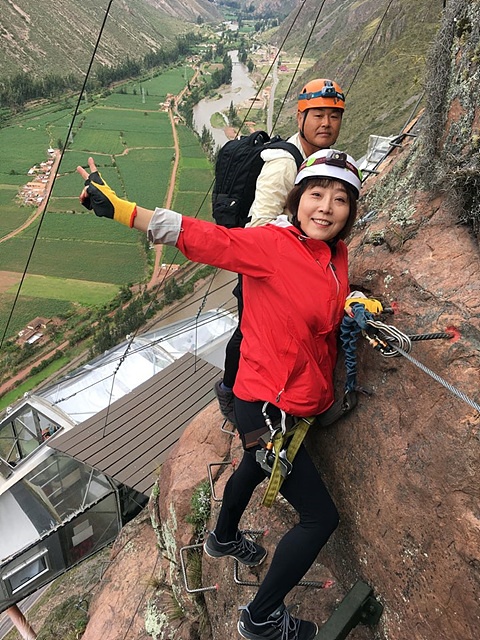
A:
[255,403,293,478]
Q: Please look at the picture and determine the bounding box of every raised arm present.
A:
[77,157,154,232]
[76,157,275,277]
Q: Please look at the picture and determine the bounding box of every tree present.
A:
[228,101,237,125]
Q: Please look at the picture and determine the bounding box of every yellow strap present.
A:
[261,417,315,508]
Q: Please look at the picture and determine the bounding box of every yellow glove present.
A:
[81,170,137,227]
[345,291,383,317]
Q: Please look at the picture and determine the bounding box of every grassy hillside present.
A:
[271,0,443,159]
[0,0,219,78]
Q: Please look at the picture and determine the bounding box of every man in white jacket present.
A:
[247,78,346,227]
[215,78,348,424]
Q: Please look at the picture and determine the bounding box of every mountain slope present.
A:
[0,0,221,77]
[272,0,443,158]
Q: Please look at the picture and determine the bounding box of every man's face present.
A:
[297,107,343,153]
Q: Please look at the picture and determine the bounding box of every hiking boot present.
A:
[238,604,318,640]
[203,531,267,567]
[214,380,236,425]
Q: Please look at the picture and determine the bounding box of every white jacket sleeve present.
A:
[246,150,300,228]
[147,208,182,245]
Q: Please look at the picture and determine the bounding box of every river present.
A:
[192,50,257,151]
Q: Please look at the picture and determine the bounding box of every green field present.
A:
[13,274,119,305]
[0,125,51,175]
[0,65,207,340]
[71,127,125,155]
[172,124,213,222]
[0,354,72,412]
[0,295,74,340]
[0,190,33,235]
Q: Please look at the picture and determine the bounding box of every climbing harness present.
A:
[250,295,386,507]
[251,403,315,508]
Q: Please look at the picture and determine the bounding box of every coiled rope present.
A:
[340,305,480,414]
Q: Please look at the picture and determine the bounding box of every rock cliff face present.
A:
[78,3,479,638]
[314,147,480,640]
[79,126,479,639]
[313,4,480,638]
[79,404,375,640]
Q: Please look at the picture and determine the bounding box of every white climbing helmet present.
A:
[295,149,362,198]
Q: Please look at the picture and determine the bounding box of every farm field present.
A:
[0,64,211,341]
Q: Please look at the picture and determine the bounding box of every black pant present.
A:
[223,276,243,389]
[214,398,339,621]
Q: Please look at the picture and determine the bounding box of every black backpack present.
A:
[212,130,304,228]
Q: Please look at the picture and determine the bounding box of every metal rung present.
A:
[221,417,236,435]
[231,531,335,590]
[179,542,218,594]
[233,558,335,590]
[207,460,236,501]
[361,169,379,175]
[181,529,264,593]
[315,580,383,639]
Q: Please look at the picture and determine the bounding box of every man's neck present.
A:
[299,136,330,158]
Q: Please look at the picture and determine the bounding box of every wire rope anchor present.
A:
[179,542,219,594]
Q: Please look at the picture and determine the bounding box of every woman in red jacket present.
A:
[77,148,362,640]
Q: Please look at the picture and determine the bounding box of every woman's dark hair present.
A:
[286,177,358,241]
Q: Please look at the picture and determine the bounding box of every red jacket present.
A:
[177,216,349,417]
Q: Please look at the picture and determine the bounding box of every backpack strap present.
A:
[267,140,304,169]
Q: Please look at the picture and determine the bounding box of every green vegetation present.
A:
[36,595,90,640]
[116,148,172,211]
[186,480,212,536]
[272,0,442,159]
[1,28,202,112]
[0,296,73,341]
[0,44,227,405]
[13,275,119,305]
[177,53,233,128]
[161,124,214,265]
[0,234,146,284]
[0,61,208,343]
[0,355,71,412]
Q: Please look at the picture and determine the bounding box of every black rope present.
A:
[234,0,312,135]
[0,1,115,350]
[270,0,328,133]
[344,0,396,97]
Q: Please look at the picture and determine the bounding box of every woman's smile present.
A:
[297,181,350,241]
